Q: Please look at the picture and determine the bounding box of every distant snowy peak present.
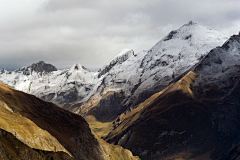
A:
[141,21,228,71]
[10,61,57,76]
[98,49,134,78]
[69,63,88,72]
[149,21,228,54]
[0,68,7,74]
[162,21,198,42]
[67,63,96,83]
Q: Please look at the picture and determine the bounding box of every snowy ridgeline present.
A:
[0,21,229,106]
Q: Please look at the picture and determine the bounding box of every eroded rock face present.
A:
[105,33,240,160]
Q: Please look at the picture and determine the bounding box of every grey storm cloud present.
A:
[0,0,240,71]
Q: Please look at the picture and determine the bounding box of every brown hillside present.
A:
[0,81,138,160]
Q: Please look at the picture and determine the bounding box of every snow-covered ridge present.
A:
[88,21,228,107]
[137,21,228,85]
[195,32,240,80]
[98,49,134,78]
[0,62,98,105]
[0,21,230,111]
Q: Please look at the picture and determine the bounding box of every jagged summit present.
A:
[30,61,57,73]
[0,68,6,74]
[160,21,198,42]
[186,20,197,25]
[70,63,85,71]
[13,61,57,75]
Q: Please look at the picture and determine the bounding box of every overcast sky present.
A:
[0,0,240,71]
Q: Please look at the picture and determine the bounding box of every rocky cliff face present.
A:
[14,61,57,75]
[105,32,240,160]
[30,61,57,73]
[0,81,138,160]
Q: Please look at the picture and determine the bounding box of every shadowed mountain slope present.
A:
[105,33,240,160]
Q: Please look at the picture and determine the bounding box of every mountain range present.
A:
[0,21,228,117]
[1,21,240,160]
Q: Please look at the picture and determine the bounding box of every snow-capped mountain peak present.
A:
[98,49,135,78]
[69,63,86,71]
[1,68,7,74]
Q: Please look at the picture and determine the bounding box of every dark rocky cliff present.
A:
[30,61,57,73]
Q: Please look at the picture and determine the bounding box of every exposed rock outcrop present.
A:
[30,61,57,73]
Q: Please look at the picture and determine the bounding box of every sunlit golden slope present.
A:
[106,71,199,144]
[0,81,138,160]
[0,128,72,160]
[0,96,68,154]
[106,69,240,160]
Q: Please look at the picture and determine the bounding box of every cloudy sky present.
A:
[0,0,240,71]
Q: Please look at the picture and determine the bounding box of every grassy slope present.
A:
[105,71,227,159]
[0,81,138,160]
[0,100,68,153]
[0,128,73,160]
